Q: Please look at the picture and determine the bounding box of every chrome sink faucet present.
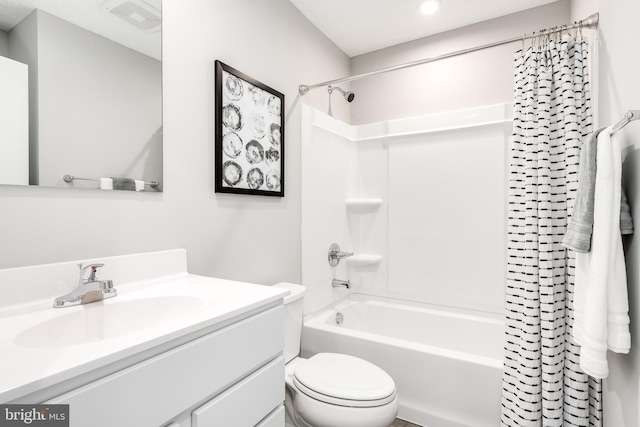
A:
[53,263,117,308]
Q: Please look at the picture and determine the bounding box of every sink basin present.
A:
[0,249,291,405]
[15,296,206,347]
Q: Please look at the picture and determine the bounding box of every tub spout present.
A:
[332,279,351,289]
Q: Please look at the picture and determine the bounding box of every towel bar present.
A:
[63,174,159,188]
[611,110,640,135]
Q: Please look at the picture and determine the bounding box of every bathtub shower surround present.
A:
[502,36,601,426]
[301,103,511,316]
[301,103,511,426]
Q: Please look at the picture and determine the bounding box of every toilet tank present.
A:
[273,282,306,363]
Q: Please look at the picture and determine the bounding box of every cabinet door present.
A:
[47,306,283,427]
[192,356,284,427]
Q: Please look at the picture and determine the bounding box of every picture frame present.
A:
[215,60,285,197]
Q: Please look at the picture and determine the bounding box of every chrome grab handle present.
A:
[328,243,353,267]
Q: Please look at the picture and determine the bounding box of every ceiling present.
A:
[0,0,161,60]
[287,0,561,57]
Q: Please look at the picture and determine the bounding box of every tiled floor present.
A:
[390,419,422,427]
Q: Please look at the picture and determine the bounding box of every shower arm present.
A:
[299,13,599,95]
[330,86,347,96]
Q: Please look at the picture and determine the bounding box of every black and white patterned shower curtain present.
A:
[501,37,603,426]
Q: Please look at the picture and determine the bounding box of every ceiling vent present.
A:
[104,0,161,32]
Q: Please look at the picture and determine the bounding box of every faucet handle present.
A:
[328,243,354,267]
[77,263,105,284]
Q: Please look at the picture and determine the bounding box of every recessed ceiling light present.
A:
[419,0,441,15]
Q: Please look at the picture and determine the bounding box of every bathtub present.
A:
[301,293,504,427]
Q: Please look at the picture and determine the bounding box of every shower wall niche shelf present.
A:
[347,254,382,266]
[345,198,383,212]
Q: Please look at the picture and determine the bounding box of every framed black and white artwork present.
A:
[215,60,284,197]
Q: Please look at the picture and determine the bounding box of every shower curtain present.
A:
[501,36,603,426]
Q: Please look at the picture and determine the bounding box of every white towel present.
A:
[99,178,113,190]
[134,180,145,192]
[573,127,631,379]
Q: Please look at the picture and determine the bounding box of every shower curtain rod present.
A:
[298,13,599,95]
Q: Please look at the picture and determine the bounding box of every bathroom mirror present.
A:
[0,0,162,191]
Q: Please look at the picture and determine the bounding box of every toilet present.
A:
[274,283,399,427]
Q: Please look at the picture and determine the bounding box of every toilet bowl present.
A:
[274,283,399,427]
[285,353,399,427]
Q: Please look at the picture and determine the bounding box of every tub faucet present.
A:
[332,279,351,289]
[53,263,117,308]
[328,243,354,267]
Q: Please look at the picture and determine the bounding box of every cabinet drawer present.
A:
[192,356,284,427]
[47,306,284,427]
[256,405,285,427]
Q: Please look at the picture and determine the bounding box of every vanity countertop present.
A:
[0,250,288,403]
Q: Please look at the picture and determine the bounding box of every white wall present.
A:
[570,1,640,426]
[0,0,350,293]
[350,1,571,125]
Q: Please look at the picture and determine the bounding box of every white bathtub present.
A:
[301,294,504,427]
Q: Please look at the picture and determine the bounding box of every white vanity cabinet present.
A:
[45,305,285,427]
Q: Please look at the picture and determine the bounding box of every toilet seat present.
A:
[293,353,396,408]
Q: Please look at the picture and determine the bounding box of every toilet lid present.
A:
[293,353,396,407]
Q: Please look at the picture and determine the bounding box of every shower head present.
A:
[328,86,355,102]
